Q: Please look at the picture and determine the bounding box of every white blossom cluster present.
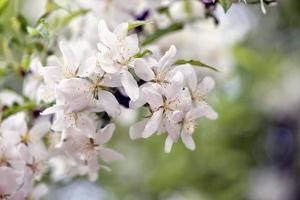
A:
[0,19,217,199]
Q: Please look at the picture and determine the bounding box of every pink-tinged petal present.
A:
[59,41,78,74]
[95,123,115,145]
[165,71,184,99]
[143,109,163,138]
[76,115,96,137]
[171,110,184,123]
[57,78,91,112]
[196,76,215,97]
[196,101,218,120]
[129,119,147,139]
[164,111,181,141]
[99,147,124,163]
[181,130,196,151]
[113,22,128,39]
[120,70,139,100]
[77,55,96,78]
[98,20,117,47]
[158,45,176,72]
[18,144,32,163]
[164,135,174,153]
[142,87,163,110]
[134,59,155,81]
[98,90,121,117]
[0,167,20,196]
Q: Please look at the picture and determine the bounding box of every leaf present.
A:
[142,22,184,46]
[0,0,9,15]
[128,20,149,31]
[219,0,233,12]
[134,49,153,58]
[174,59,219,72]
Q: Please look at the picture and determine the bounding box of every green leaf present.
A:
[219,0,233,12]
[0,0,9,15]
[134,49,153,58]
[128,20,149,31]
[174,59,219,72]
[142,22,184,46]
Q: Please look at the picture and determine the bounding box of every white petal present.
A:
[181,130,196,151]
[121,70,139,100]
[98,90,121,117]
[98,20,117,47]
[59,41,78,74]
[113,22,128,39]
[129,119,147,139]
[121,34,139,58]
[158,45,176,72]
[101,73,122,87]
[99,147,124,163]
[196,76,215,97]
[196,101,218,120]
[142,87,163,110]
[40,104,63,115]
[164,135,174,153]
[42,66,62,84]
[57,78,91,112]
[165,71,184,99]
[95,123,115,145]
[77,55,96,78]
[143,109,163,138]
[29,120,51,141]
[134,58,155,81]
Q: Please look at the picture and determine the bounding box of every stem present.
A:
[1,101,49,119]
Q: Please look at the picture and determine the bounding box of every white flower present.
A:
[134,45,177,88]
[18,143,48,181]
[40,41,91,102]
[175,64,218,119]
[61,123,124,181]
[130,72,192,140]
[57,75,121,117]
[164,106,209,153]
[0,113,50,147]
[97,20,139,100]
[23,58,45,102]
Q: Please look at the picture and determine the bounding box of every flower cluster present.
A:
[0,19,217,199]
[0,113,49,199]
[38,19,217,155]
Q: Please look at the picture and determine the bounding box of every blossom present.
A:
[130,71,192,140]
[0,113,50,147]
[23,58,45,102]
[97,20,139,100]
[134,45,177,88]
[60,123,124,181]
